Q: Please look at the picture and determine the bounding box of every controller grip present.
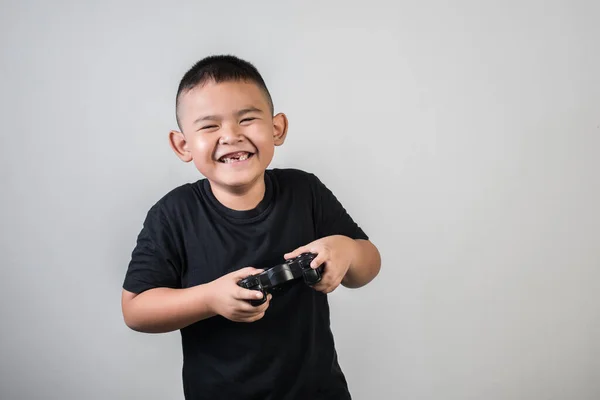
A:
[238,276,267,307]
[302,266,323,286]
[249,292,267,306]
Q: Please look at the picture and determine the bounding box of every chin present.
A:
[215,171,264,189]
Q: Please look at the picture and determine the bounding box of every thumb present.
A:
[231,266,263,280]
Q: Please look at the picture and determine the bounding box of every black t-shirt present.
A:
[123,168,368,400]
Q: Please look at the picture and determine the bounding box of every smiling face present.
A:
[170,80,288,194]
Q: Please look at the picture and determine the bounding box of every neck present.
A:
[210,174,266,211]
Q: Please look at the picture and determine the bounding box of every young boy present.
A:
[121,55,381,400]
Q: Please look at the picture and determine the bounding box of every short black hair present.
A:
[175,54,274,129]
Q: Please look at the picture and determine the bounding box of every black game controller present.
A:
[237,253,323,306]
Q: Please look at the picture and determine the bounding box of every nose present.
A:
[218,124,244,145]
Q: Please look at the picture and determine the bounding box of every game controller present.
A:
[237,253,323,306]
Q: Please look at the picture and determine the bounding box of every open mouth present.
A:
[218,151,255,163]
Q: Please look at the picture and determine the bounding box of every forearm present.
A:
[342,239,381,288]
[122,285,217,334]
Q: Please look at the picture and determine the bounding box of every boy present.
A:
[121,55,381,400]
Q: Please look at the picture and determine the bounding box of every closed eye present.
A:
[240,118,256,123]
[200,125,218,130]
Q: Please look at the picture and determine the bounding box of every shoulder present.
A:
[268,168,323,188]
[143,180,203,223]
[269,167,314,179]
[268,168,335,203]
[159,180,200,205]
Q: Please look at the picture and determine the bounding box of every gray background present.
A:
[1,1,599,399]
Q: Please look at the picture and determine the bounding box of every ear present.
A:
[169,130,193,162]
[272,113,288,146]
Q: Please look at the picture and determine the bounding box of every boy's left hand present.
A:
[284,235,355,294]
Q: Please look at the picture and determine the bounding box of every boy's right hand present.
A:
[207,267,272,323]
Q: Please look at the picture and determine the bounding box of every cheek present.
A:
[189,137,215,159]
[259,146,275,160]
[248,126,275,149]
[254,137,274,160]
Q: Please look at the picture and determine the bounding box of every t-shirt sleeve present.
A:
[310,173,369,241]
[123,203,183,294]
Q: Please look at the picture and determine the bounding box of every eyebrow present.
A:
[193,107,264,125]
[236,107,263,117]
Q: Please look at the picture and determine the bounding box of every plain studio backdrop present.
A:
[1,1,599,399]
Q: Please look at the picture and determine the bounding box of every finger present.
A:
[325,277,342,293]
[258,294,272,310]
[237,293,272,312]
[313,272,335,292]
[312,282,325,292]
[323,285,336,294]
[235,303,264,315]
[252,293,272,312]
[315,282,336,294]
[252,293,271,312]
[284,245,312,260]
[235,287,266,301]
[234,296,271,319]
[238,311,266,323]
[312,278,328,292]
[310,252,327,269]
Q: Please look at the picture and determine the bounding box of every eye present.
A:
[200,125,218,130]
[240,118,256,124]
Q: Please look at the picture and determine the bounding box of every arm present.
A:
[342,238,382,288]
[284,235,381,293]
[305,173,381,289]
[121,285,216,334]
[121,266,270,334]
